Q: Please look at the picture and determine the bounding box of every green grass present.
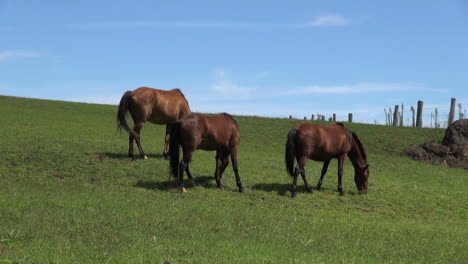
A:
[0,95,466,263]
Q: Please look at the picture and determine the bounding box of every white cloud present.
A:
[0,51,41,61]
[67,21,273,29]
[63,95,122,105]
[283,83,448,95]
[301,15,351,27]
[211,70,254,97]
[66,15,353,30]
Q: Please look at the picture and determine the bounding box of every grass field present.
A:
[0,95,467,263]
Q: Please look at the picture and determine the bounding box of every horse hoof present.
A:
[181,187,187,193]
[291,192,297,198]
[339,191,345,196]
[143,155,149,160]
[238,186,244,193]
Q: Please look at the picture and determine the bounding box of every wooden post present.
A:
[416,100,423,128]
[393,105,399,126]
[448,98,456,125]
[289,115,292,119]
[311,114,315,121]
[400,104,404,126]
[410,106,415,127]
[304,116,307,120]
[333,113,336,122]
[321,116,325,121]
[348,113,353,123]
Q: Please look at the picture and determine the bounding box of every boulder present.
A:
[403,119,468,170]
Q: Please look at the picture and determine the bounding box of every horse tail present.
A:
[285,128,298,177]
[116,91,139,138]
[169,122,182,178]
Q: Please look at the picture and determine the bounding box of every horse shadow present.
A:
[135,179,176,191]
[135,176,218,191]
[94,152,165,160]
[251,183,291,195]
[251,183,358,196]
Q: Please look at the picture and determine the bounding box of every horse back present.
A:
[180,113,239,151]
[131,87,191,124]
[295,123,351,161]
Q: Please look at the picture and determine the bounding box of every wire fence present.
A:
[383,101,466,128]
[289,99,466,129]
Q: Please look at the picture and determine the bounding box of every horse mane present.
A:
[220,113,239,129]
[171,88,185,96]
[335,122,345,127]
[351,132,367,162]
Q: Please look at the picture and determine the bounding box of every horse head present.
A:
[354,164,369,194]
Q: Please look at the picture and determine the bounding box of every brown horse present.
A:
[117,87,191,160]
[285,123,369,197]
[169,113,244,193]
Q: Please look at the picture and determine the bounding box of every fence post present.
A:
[289,115,292,119]
[410,106,415,127]
[311,114,315,121]
[400,104,404,126]
[448,98,456,125]
[348,113,353,123]
[304,116,307,120]
[333,113,336,122]
[416,100,423,128]
[321,116,325,121]
[392,105,399,126]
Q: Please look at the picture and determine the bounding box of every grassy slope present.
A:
[0,95,466,263]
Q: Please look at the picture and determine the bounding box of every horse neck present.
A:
[348,141,366,169]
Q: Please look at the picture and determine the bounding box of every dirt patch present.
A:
[403,119,468,170]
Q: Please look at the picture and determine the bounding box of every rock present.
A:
[403,119,468,170]
[443,119,468,146]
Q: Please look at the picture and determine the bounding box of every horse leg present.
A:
[300,167,312,193]
[337,155,346,195]
[163,123,172,160]
[185,162,195,187]
[292,157,309,196]
[316,160,331,191]
[133,122,148,160]
[219,151,230,180]
[213,152,223,188]
[179,153,192,193]
[128,134,135,159]
[290,167,300,198]
[230,146,243,193]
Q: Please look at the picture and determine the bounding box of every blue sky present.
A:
[1,0,468,124]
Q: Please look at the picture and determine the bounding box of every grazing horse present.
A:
[117,87,191,160]
[169,113,244,193]
[285,123,369,197]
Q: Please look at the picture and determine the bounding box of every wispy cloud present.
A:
[283,83,448,95]
[297,15,351,27]
[0,51,41,61]
[211,70,254,97]
[66,15,353,30]
[63,95,123,105]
